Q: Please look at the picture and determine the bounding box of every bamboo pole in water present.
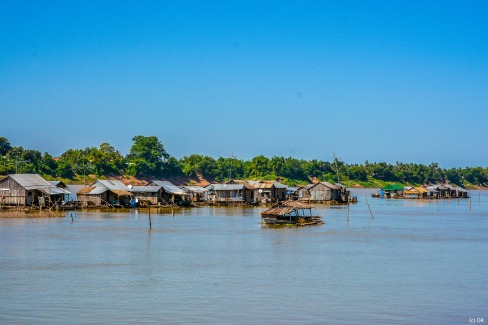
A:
[149,207,152,230]
[365,196,374,219]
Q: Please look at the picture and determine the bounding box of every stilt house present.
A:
[298,182,349,202]
[0,174,70,207]
[149,181,189,205]
[248,181,287,204]
[130,185,163,206]
[181,186,208,202]
[76,180,133,206]
[207,183,254,203]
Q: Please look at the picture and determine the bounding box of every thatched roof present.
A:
[112,189,133,196]
[76,186,96,195]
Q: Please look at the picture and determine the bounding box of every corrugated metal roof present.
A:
[208,184,247,191]
[246,180,259,186]
[252,181,288,189]
[8,174,54,190]
[94,180,130,191]
[426,186,439,193]
[39,187,71,195]
[88,186,108,195]
[319,182,342,190]
[273,182,287,189]
[181,186,207,193]
[131,186,161,193]
[151,181,186,195]
[253,182,274,189]
[7,174,70,194]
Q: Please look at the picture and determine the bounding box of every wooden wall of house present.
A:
[107,192,131,205]
[0,178,27,205]
[133,192,159,205]
[254,190,270,203]
[298,188,311,199]
[275,188,286,201]
[254,188,286,203]
[215,188,253,202]
[303,183,342,201]
[162,192,188,204]
[310,188,332,201]
[77,194,104,205]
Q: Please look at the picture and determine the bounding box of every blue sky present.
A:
[1,1,487,167]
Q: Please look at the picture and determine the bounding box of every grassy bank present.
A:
[0,209,66,218]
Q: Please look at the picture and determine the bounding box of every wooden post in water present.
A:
[148,207,152,230]
[347,203,350,222]
[365,196,374,219]
[469,198,472,211]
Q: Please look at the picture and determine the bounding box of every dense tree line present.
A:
[1,136,487,186]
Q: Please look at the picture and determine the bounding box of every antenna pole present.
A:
[333,151,340,184]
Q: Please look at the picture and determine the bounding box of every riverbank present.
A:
[0,209,65,218]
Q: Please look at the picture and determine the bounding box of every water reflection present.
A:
[0,191,487,324]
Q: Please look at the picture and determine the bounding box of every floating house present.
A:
[379,184,404,198]
[443,184,469,198]
[130,185,163,206]
[49,180,69,190]
[206,183,254,203]
[149,180,189,205]
[403,187,429,199]
[286,186,299,200]
[298,182,349,203]
[248,181,287,204]
[0,174,70,207]
[181,186,208,202]
[76,180,133,206]
[425,186,440,199]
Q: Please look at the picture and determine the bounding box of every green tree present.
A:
[85,143,124,175]
[39,153,58,176]
[163,157,183,177]
[126,136,169,176]
[0,137,12,156]
[216,157,244,181]
[248,155,271,178]
[303,160,332,178]
[180,154,219,179]
[282,157,306,180]
[269,156,285,176]
[347,165,368,181]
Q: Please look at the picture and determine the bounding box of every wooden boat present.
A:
[261,201,324,226]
